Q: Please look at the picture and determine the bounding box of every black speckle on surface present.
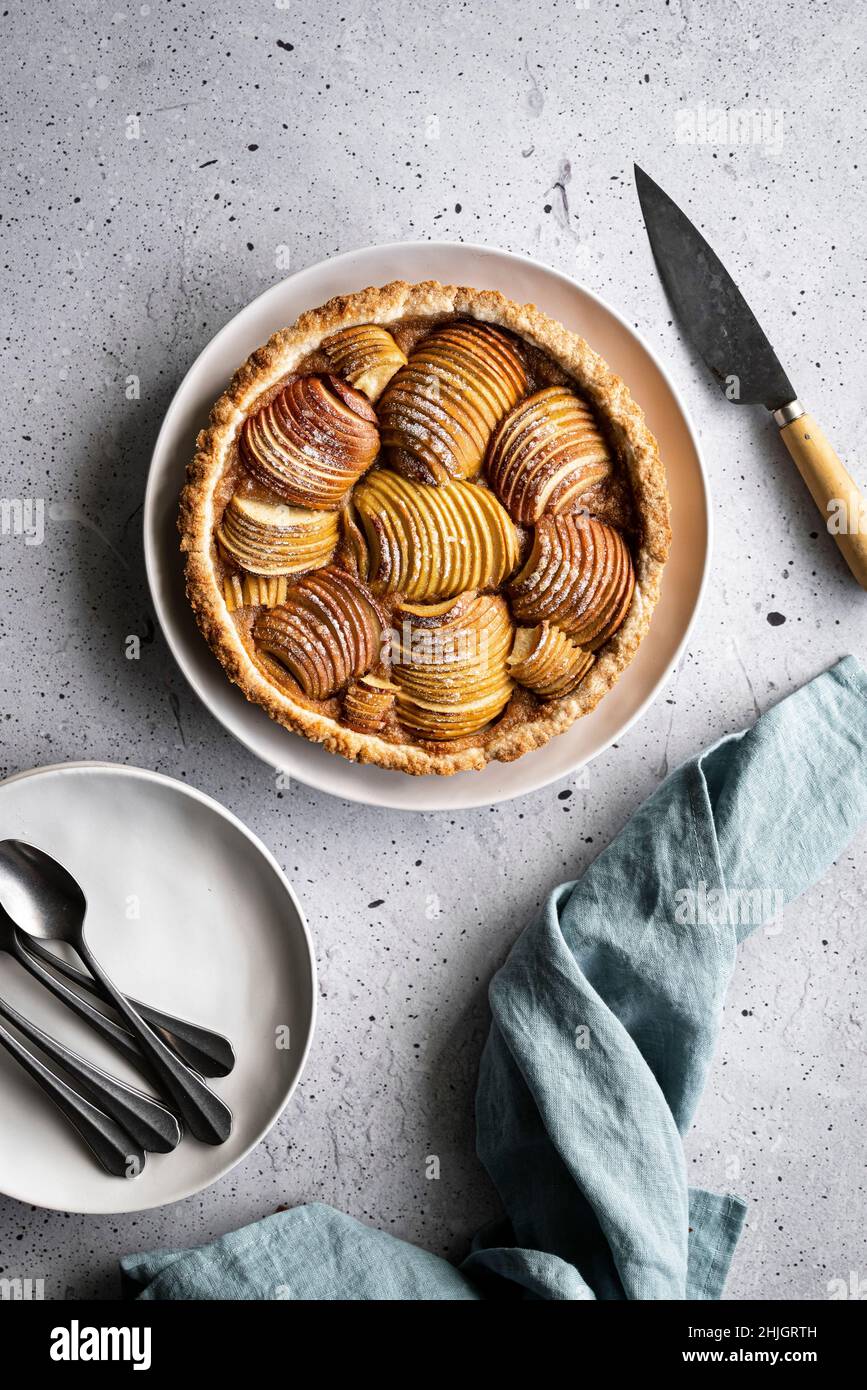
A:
[558,789,572,800]
[766,612,787,626]
[367,898,384,909]
[276,40,294,52]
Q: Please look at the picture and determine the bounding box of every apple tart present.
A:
[180,280,670,775]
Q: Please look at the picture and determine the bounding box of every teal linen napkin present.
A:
[122,656,867,1301]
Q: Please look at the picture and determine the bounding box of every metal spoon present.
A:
[0,840,233,1146]
[0,905,162,1077]
[20,937,235,1078]
[0,1019,145,1178]
[0,990,181,1152]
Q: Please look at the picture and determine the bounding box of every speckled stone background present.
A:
[1,0,865,1301]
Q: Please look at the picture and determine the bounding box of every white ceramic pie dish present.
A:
[144,242,710,810]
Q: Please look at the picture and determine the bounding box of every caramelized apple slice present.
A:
[487,386,613,523]
[253,567,383,700]
[218,494,339,575]
[510,515,635,650]
[223,574,244,613]
[343,675,396,732]
[391,593,514,740]
[322,324,407,402]
[352,469,519,600]
[378,321,528,484]
[222,573,289,611]
[507,623,594,697]
[241,573,290,607]
[240,374,379,508]
[341,506,371,581]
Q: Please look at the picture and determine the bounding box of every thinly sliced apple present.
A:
[253,568,383,700]
[510,515,634,650]
[352,469,518,602]
[487,386,613,523]
[218,493,339,575]
[222,574,244,612]
[222,572,290,611]
[378,321,528,484]
[391,593,514,740]
[432,478,471,595]
[342,674,396,732]
[341,506,370,581]
[240,374,379,509]
[322,324,408,402]
[507,622,594,697]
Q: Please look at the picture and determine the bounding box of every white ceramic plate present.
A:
[0,763,316,1214]
[144,242,710,811]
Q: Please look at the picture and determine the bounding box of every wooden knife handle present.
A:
[778,408,867,590]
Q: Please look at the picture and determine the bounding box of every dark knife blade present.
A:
[634,164,795,412]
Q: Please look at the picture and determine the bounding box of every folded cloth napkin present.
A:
[122,656,867,1301]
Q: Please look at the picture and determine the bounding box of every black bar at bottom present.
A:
[1,1297,860,1373]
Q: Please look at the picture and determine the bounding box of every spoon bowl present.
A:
[0,840,87,943]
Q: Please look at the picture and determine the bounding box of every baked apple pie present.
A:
[180,280,670,775]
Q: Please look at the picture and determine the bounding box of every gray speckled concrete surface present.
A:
[1,0,866,1301]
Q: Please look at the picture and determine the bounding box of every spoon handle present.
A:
[0,1018,146,1178]
[77,937,233,1146]
[0,995,181,1153]
[21,938,235,1078]
[9,935,152,1075]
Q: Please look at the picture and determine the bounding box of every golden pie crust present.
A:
[180,280,671,776]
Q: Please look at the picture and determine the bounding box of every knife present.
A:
[634,164,867,589]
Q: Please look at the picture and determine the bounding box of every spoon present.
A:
[20,937,235,1078]
[0,840,233,1145]
[0,990,181,1152]
[0,905,166,1078]
[0,1018,146,1178]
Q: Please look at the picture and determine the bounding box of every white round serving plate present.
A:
[0,763,316,1214]
[144,241,710,811]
